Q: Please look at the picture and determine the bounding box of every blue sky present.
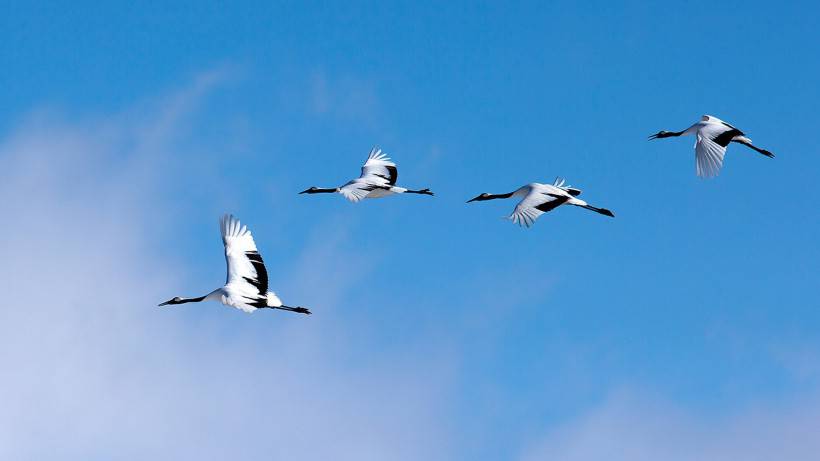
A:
[2,1,819,459]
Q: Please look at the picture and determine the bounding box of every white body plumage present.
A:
[300,147,433,201]
[468,178,614,228]
[159,215,310,315]
[650,115,775,178]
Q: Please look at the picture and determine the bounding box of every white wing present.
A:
[336,147,396,202]
[359,147,398,185]
[338,178,386,203]
[220,214,268,312]
[508,186,569,228]
[694,123,730,178]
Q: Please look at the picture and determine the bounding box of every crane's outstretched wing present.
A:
[359,147,398,185]
[508,189,569,228]
[220,214,269,311]
[695,134,726,178]
[338,179,388,203]
[335,147,396,202]
[694,123,736,178]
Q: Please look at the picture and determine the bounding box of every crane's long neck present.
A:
[485,191,515,200]
[658,130,686,138]
[177,296,207,304]
[681,123,703,136]
[160,295,207,306]
[160,289,222,307]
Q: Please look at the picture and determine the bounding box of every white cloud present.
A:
[520,389,820,461]
[4,69,818,461]
[0,73,453,460]
[305,71,381,123]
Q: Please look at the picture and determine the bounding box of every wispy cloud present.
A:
[520,389,820,461]
[273,69,383,129]
[0,72,453,460]
[308,71,380,121]
[4,68,819,461]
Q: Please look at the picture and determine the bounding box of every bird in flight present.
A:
[467,178,614,227]
[299,147,434,202]
[649,114,775,178]
[159,214,311,315]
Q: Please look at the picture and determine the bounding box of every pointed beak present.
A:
[648,133,660,140]
[298,189,310,194]
[467,196,482,203]
[158,300,172,306]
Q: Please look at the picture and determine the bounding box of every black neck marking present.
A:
[650,130,685,139]
[175,295,207,305]
[487,192,515,200]
[303,187,338,194]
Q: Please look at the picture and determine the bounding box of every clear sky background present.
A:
[2,1,819,459]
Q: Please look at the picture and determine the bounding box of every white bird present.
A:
[159,214,311,315]
[649,114,775,178]
[467,178,614,228]
[299,147,433,201]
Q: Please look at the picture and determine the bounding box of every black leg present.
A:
[276,305,312,315]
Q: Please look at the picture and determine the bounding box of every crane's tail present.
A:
[266,292,283,307]
[265,292,311,315]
